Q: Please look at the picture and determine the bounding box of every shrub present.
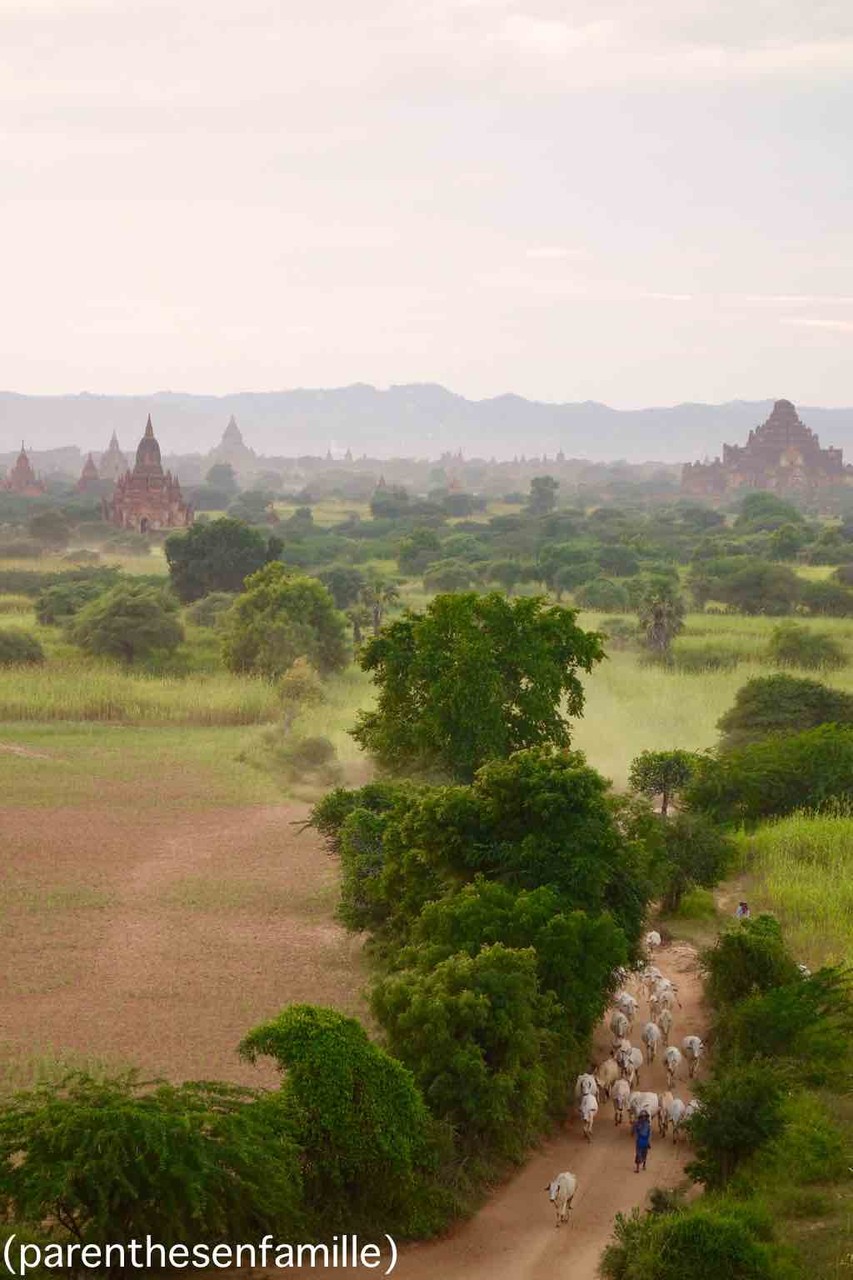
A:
[575,576,630,611]
[309,782,414,854]
[222,564,348,679]
[657,812,733,913]
[0,629,44,666]
[702,915,801,1007]
[767,622,846,671]
[69,582,184,665]
[272,734,340,783]
[238,1006,433,1234]
[601,1202,781,1280]
[35,579,113,625]
[670,645,741,673]
[371,945,555,1157]
[687,1063,788,1187]
[0,1072,303,1250]
[799,579,853,616]
[717,674,853,751]
[185,591,236,628]
[685,724,853,825]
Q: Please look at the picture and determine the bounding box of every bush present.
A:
[670,644,741,673]
[657,812,733,913]
[0,629,44,666]
[575,576,630,611]
[0,1072,303,1250]
[34,579,113,625]
[69,582,184,665]
[273,734,340,783]
[685,724,853,825]
[767,622,846,671]
[222,563,348,679]
[185,591,236,628]
[702,915,801,1007]
[687,1064,788,1187]
[717,674,853,751]
[371,945,555,1157]
[601,1202,782,1280]
[799,579,853,616]
[238,1006,433,1234]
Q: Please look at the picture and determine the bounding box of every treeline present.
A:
[601,917,852,1280]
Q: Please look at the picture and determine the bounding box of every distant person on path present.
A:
[735,901,751,920]
[632,1110,652,1172]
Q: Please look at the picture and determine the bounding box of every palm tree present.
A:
[638,592,685,656]
[361,577,400,636]
[346,604,371,650]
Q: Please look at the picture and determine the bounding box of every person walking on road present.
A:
[632,1109,652,1172]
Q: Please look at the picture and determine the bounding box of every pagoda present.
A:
[208,415,255,470]
[98,431,129,482]
[103,416,193,532]
[2,444,45,496]
[76,453,101,494]
[682,400,850,497]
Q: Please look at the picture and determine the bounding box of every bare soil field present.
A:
[0,800,366,1088]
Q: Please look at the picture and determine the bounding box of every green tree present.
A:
[0,1073,303,1252]
[657,812,733,913]
[371,945,555,1156]
[628,748,700,816]
[222,563,348,679]
[638,589,685,656]
[687,1064,788,1187]
[702,915,802,1007]
[28,510,71,549]
[716,674,853,751]
[69,582,183,665]
[318,566,366,610]
[527,475,559,515]
[576,577,630,612]
[238,1006,431,1233]
[721,562,801,615]
[165,518,278,603]
[360,574,400,636]
[205,462,239,495]
[596,545,640,577]
[799,579,853,616]
[601,1202,780,1280]
[398,528,442,575]
[0,629,44,666]
[485,558,524,595]
[423,558,475,593]
[351,593,604,780]
[767,621,846,670]
[685,724,853,826]
[735,491,803,530]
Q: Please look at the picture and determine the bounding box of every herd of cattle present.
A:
[548,931,704,1227]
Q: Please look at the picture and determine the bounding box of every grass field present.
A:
[734,811,853,968]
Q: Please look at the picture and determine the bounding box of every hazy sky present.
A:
[2,0,852,406]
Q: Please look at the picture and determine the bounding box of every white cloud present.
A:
[782,317,853,333]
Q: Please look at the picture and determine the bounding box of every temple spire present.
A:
[144,415,154,438]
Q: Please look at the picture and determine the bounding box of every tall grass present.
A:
[0,665,279,725]
[735,809,853,968]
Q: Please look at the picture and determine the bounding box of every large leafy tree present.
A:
[165,518,279,603]
[351,592,604,780]
[222,562,348,678]
[716,674,853,751]
[628,748,700,816]
[238,1005,431,1233]
[371,944,556,1156]
[0,1073,302,1249]
[527,475,559,515]
[69,582,183,664]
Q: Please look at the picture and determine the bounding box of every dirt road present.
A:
[261,941,704,1280]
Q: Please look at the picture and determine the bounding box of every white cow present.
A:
[628,1090,660,1122]
[616,1044,643,1085]
[614,991,638,1024]
[682,1036,704,1079]
[547,1171,577,1227]
[579,1091,599,1141]
[645,930,662,953]
[656,1090,673,1136]
[664,1045,682,1089]
[596,1058,621,1099]
[574,1072,599,1100]
[667,1097,687,1143]
[657,1006,673,1046]
[610,1010,630,1045]
[611,1077,631,1125]
[641,1020,661,1064]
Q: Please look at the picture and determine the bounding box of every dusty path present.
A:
[252,941,705,1280]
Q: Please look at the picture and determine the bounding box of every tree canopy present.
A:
[69,582,183,665]
[716,674,853,751]
[221,562,348,679]
[351,592,604,781]
[165,518,279,603]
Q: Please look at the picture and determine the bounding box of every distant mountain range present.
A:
[2,385,853,465]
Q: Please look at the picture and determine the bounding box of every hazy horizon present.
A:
[3,2,853,408]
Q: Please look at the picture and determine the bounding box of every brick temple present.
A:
[103,416,192,532]
[2,444,46,496]
[682,399,850,497]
